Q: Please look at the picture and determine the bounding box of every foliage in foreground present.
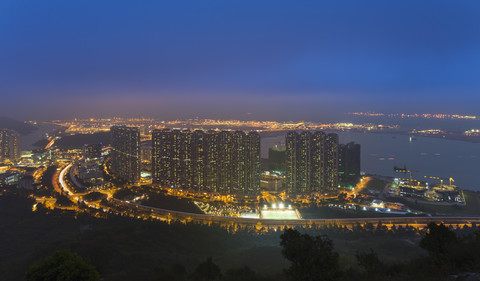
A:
[26,222,480,281]
[280,229,340,281]
[5,191,479,281]
[279,223,480,281]
[26,251,98,281]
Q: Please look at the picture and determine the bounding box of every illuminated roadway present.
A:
[59,164,74,196]
[56,164,480,230]
[58,164,100,209]
[44,136,56,149]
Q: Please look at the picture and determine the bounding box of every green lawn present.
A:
[365,179,387,191]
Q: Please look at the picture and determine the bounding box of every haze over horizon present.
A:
[2,0,480,121]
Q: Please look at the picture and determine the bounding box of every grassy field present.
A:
[365,178,388,191]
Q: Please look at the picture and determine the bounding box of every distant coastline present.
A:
[0,116,37,135]
[260,129,480,144]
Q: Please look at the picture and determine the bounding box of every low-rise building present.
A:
[0,172,20,187]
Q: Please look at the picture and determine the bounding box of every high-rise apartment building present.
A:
[203,130,219,192]
[286,131,338,193]
[140,141,153,163]
[324,133,339,188]
[245,132,261,194]
[311,131,326,190]
[0,129,21,162]
[152,129,260,195]
[268,145,286,173]
[110,126,140,183]
[339,142,361,184]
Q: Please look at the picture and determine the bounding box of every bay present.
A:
[262,131,480,191]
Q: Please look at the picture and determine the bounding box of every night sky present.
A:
[2,0,480,121]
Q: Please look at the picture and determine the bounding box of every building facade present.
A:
[75,162,104,184]
[286,131,339,193]
[0,172,20,187]
[152,129,260,195]
[269,146,286,173]
[140,140,153,163]
[338,142,361,184]
[110,126,140,183]
[0,129,21,162]
[324,133,339,188]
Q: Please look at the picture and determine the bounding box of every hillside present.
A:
[55,132,111,149]
[0,116,36,135]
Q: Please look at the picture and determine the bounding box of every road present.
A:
[111,197,480,231]
[51,167,63,194]
[57,164,100,209]
[58,164,74,197]
[55,163,480,231]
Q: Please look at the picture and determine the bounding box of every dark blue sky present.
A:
[2,0,480,121]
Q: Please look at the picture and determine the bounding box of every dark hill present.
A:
[55,132,111,149]
[0,116,36,135]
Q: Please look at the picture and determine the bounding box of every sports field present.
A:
[260,209,301,220]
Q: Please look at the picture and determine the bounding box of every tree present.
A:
[420,223,457,255]
[55,194,74,207]
[189,257,222,281]
[171,263,187,277]
[337,193,347,202]
[223,266,257,281]
[26,251,99,281]
[158,264,187,281]
[356,249,383,275]
[280,229,340,281]
[375,221,388,234]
